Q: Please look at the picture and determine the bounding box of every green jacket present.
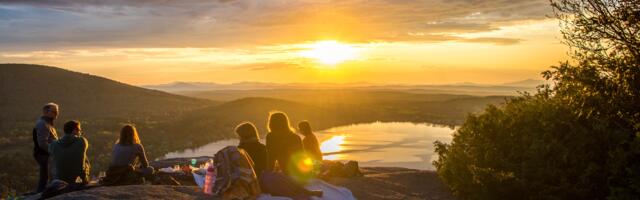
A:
[49,134,90,184]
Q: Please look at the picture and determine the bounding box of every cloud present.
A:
[461,37,523,45]
[0,0,552,50]
[231,62,307,71]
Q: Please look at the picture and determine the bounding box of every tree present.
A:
[434,0,640,199]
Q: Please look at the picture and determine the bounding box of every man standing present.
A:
[33,103,59,192]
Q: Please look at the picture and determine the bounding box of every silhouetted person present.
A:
[265,112,304,176]
[110,125,154,177]
[49,120,90,184]
[33,102,59,192]
[262,113,323,198]
[298,121,323,162]
[236,122,267,178]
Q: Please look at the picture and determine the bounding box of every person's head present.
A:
[235,122,259,143]
[42,102,59,119]
[63,120,81,135]
[298,121,312,136]
[118,124,141,145]
[268,111,293,133]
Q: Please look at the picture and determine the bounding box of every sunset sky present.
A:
[0,0,570,85]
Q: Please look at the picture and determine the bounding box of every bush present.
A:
[434,93,613,199]
[435,0,640,199]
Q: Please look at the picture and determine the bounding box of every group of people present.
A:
[32,102,325,198]
[33,103,156,193]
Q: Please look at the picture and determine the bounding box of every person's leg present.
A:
[34,154,49,192]
[138,166,155,182]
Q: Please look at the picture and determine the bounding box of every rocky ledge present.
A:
[41,157,456,200]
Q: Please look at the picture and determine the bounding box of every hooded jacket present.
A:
[49,134,90,184]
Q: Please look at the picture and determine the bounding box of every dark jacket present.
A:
[266,130,303,175]
[49,134,90,184]
[238,140,267,177]
[33,116,58,155]
[303,134,323,161]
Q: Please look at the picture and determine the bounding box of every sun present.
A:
[298,40,358,65]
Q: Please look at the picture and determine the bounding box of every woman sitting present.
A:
[102,125,154,185]
[235,122,267,178]
[298,121,323,162]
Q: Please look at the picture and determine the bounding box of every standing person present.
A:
[265,112,304,176]
[235,122,267,178]
[32,102,59,192]
[49,120,90,184]
[298,121,323,162]
[109,125,154,179]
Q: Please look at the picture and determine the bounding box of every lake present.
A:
[163,122,455,170]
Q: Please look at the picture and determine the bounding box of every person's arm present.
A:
[265,135,275,171]
[36,122,52,152]
[294,135,304,153]
[137,144,150,168]
[82,138,91,184]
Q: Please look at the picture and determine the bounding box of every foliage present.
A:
[434,0,640,199]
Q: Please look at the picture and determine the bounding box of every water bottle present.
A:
[203,161,216,195]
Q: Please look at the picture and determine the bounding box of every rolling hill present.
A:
[0,64,214,124]
[0,63,508,196]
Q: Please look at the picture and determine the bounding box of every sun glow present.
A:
[320,135,346,160]
[298,40,359,65]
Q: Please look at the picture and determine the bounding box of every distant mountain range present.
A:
[143,79,548,96]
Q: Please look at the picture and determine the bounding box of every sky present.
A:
[0,0,570,85]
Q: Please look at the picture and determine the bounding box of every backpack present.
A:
[213,146,261,200]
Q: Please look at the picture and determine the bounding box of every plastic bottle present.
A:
[203,161,216,195]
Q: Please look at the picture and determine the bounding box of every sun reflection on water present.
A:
[320,135,346,160]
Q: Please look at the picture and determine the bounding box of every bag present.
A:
[213,146,261,200]
[344,161,363,177]
[99,165,144,186]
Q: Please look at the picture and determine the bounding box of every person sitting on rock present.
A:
[265,112,304,176]
[49,120,90,185]
[235,122,267,178]
[109,125,154,179]
[298,121,323,162]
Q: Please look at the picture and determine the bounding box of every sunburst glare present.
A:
[298,40,359,66]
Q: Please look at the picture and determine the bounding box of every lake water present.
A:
[163,122,455,170]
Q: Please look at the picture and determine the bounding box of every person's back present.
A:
[303,135,322,161]
[49,121,90,184]
[108,125,154,180]
[298,121,323,162]
[238,141,267,176]
[111,143,149,168]
[266,130,303,174]
[235,122,267,177]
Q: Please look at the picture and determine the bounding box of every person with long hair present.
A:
[262,112,323,198]
[265,111,304,175]
[236,122,267,178]
[110,125,153,176]
[298,121,323,162]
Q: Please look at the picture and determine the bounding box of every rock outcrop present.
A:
[35,157,456,200]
